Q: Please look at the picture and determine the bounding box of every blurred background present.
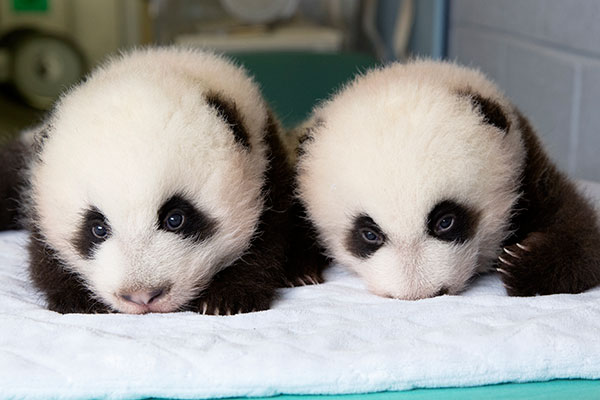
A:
[0,0,598,180]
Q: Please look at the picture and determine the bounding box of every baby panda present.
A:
[17,47,316,314]
[294,60,600,299]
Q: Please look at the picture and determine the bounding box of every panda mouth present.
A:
[117,300,180,314]
[120,303,176,314]
[369,285,449,301]
[114,285,179,314]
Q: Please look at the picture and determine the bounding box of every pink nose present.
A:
[120,288,166,306]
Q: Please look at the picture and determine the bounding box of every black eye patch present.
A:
[157,195,217,243]
[426,200,478,243]
[205,92,250,150]
[345,214,387,259]
[73,207,111,259]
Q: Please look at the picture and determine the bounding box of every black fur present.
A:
[29,228,110,313]
[473,94,509,133]
[498,112,600,296]
[461,91,510,133]
[73,208,111,259]
[345,214,386,259]
[284,198,331,287]
[426,200,478,244]
[157,195,217,243]
[206,92,251,150]
[0,138,30,231]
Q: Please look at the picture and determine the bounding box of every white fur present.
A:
[28,47,270,313]
[297,60,526,300]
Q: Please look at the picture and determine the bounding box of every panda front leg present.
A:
[186,241,282,315]
[282,200,330,287]
[186,196,289,315]
[497,114,600,296]
[497,206,600,296]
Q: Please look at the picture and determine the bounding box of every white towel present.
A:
[2,182,600,400]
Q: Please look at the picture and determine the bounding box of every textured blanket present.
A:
[2,182,600,400]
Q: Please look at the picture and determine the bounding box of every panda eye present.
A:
[346,214,387,259]
[164,209,185,231]
[157,195,217,243]
[435,214,455,233]
[75,208,111,259]
[426,200,477,243]
[360,228,383,245]
[91,222,109,239]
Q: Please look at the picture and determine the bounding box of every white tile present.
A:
[575,63,600,181]
[543,0,600,56]
[505,42,576,172]
[448,26,509,88]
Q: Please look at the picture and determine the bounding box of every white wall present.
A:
[448,0,600,181]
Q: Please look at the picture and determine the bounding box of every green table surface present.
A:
[232,380,599,400]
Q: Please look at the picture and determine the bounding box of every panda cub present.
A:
[295,60,600,299]
[15,47,315,314]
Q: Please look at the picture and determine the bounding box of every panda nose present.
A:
[120,287,166,305]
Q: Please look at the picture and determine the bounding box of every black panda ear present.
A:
[205,92,250,150]
[461,91,510,134]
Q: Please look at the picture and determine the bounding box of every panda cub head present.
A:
[297,61,526,300]
[28,48,269,314]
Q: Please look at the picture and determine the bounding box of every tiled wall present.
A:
[448,0,600,181]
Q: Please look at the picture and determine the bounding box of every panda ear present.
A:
[461,91,510,134]
[205,91,250,150]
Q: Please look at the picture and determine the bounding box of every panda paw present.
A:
[286,271,324,287]
[193,294,273,315]
[496,232,549,296]
[48,298,111,314]
[284,254,329,287]
[190,283,275,315]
